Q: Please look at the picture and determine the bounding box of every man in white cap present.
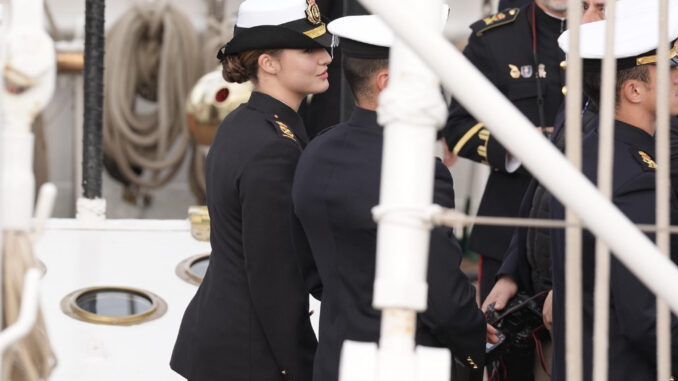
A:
[291,14,486,381]
[550,1,678,379]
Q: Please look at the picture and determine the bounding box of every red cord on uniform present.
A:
[532,330,551,377]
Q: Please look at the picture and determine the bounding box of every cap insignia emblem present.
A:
[520,65,533,78]
[638,151,657,169]
[306,0,322,25]
[276,121,297,142]
[508,64,520,79]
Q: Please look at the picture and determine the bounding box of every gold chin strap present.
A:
[636,46,677,66]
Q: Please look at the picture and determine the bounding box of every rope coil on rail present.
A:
[103,0,201,189]
[377,74,448,129]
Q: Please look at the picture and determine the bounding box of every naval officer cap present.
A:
[328,6,449,59]
[328,15,394,59]
[217,0,335,61]
[558,0,678,70]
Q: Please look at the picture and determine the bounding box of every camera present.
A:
[484,291,549,361]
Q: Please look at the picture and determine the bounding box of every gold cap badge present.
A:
[306,0,322,25]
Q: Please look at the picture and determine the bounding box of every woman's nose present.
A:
[318,49,332,65]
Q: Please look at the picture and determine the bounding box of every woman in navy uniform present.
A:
[170,1,333,380]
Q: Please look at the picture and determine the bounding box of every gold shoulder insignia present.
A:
[474,8,520,37]
[638,150,657,169]
[466,355,479,369]
[276,121,297,142]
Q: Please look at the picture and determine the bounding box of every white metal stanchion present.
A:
[655,1,672,379]
[592,1,616,380]
[339,1,451,381]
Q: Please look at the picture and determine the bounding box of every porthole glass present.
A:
[75,289,153,317]
[189,256,209,279]
[176,253,210,286]
[61,287,167,325]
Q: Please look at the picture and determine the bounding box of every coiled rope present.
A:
[103,0,200,189]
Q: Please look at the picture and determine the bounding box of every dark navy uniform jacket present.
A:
[499,103,599,293]
[291,107,486,381]
[171,92,316,381]
[550,120,678,381]
[442,2,565,261]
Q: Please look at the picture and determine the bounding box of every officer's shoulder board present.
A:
[471,8,520,37]
[630,148,657,172]
[267,116,297,143]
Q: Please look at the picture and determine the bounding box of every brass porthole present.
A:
[176,253,210,286]
[61,286,167,326]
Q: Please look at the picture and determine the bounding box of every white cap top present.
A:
[327,5,450,48]
[236,0,308,28]
[328,15,394,48]
[558,0,678,59]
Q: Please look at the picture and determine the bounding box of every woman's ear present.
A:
[258,53,280,76]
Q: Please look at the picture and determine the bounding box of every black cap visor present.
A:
[218,18,334,60]
[339,38,389,59]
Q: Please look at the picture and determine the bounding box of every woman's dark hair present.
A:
[222,49,280,83]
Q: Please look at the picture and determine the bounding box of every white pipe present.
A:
[0,268,42,357]
[369,0,448,380]
[592,0,616,379]
[655,1,672,380]
[358,0,678,318]
[1,131,35,230]
[564,0,584,378]
[32,183,57,240]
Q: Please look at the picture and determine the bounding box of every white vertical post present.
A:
[564,0,583,380]
[655,1,672,380]
[371,0,447,379]
[592,1,616,380]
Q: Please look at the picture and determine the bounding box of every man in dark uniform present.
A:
[442,0,566,303]
[550,3,678,379]
[442,1,566,379]
[482,0,611,335]
[291,15,486,381]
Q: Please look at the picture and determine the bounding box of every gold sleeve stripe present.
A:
[452,122,485,155]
